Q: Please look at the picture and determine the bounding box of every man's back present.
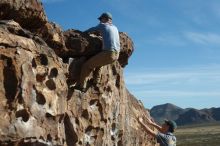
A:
[99,23,120,52]
[156,132,176,146]
[85,23,120,52]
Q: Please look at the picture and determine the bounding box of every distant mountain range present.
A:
[150,103,220,126]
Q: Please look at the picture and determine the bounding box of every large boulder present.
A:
[0,0,157,145]
[36,22,67,55]
[0,0,134,68]
[63,29,102,58]
[0,0,47,30]
[0,0,67,56]
[0,20,67,145]
[0,20,157,146]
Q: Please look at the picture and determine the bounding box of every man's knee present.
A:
[82,61,91,69]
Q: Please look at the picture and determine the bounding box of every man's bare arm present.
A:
[144,116,163,132]
[138,118,158,137]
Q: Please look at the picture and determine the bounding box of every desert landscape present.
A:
[176,122,220,146]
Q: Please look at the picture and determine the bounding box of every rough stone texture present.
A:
[63,29,102,59]
[0,20,67,146]
[0,0,47,30]
[118,32,134,67]
[0,0,158,146]
[36,22,67,56]
[0,0,67,58]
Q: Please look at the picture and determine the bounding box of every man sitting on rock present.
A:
[138,117,177,146]
[73,12,120,92]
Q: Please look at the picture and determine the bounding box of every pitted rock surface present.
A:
[0,0,47,30]
[0,0,158,146]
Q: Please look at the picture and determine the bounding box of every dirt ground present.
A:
[175,122,220,146]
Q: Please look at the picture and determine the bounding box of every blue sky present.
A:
[42,0,220,109]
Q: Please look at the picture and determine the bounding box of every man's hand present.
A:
[138,117,144,125]
[138,116,153,125]
[138,116,156,127]
[137,117,147,130]
[145,117,154,125]
[137,116,157,137]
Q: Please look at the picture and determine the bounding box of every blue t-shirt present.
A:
[156,132,176,146]
[85,23,120,52]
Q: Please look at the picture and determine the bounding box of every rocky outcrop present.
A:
[0,0,47,30]
[0,0,156,146]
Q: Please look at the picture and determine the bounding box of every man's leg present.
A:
[78,51,118,89]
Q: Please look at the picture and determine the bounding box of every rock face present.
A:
[0,0,47,30]
[0,0,157,146]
